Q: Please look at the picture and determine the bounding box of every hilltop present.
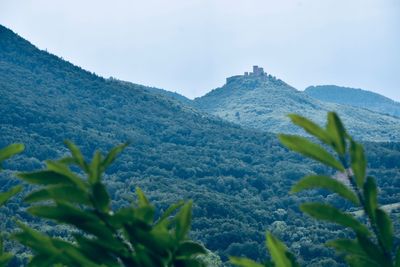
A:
[194,66,400,142]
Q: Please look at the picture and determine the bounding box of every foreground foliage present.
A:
[0,144,24,267]
[2,142,206,266]
[231,112,400,266]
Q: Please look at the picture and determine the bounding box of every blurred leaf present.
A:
[24,185,89,205]
[326,112,347,155]
[74,235,123,266]
[356,234,388,266]
[156,200,185,226]
[64,140,87,171]
[300,203,370,235]
[176,201,193,241]
[230,257,264,267]
[327,239,367,257]
[27,203,114,240]
[0,253,13,266]
[288,114,332,145]
[345,255,380,267]
[266,232,293,267]
[45,161,87,190]
[136,187,150,207]
[89,151,102,184]
[92,182,110,212]
[279,134,344,171]
[102,143,128,170]
[0,185,22,206]
[0,143,24,163]
[18,170,73,185]
[176,241,206,257]
[14,222,59,255]
[173,258,204,267]
[363,176,378,220]
[395,246,400,267]
[350,140,367,188]
[376,208,393,251]
[291,175,359,205]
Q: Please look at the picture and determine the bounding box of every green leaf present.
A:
[0,143,24,162]
[363,176,378,220]
[291,175,359,205]
[230,257,264,267]
[395,246,400,267]
[18,171,74,185]
[89,151,102,184]
[64,140,87,171]
[0,185,22,206]
[356,233,388,266]
[173,258,204,267]
[326,112,347,155]
[176,241,206,257]
[24,185,90,205]
[176,201,193,241]
[300,203,370,235]
[136,187,150,207]
[92,182,110,212]
[278,134,344,171]
[345,255,380,267]
[45,161,87,190]
[13,222,59,255]
[375,208,393,251]
[288,114,332,145]
[156,200,185,226]
[350,140,367,188]
[0,253,13,266]
[102,143,128,170]
[266,232,293,267]
[26,204,114,240]
[326,239,367,257]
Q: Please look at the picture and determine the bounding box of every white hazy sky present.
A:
[1,0,399,100]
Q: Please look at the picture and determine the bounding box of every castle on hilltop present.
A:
[226,65,267,84]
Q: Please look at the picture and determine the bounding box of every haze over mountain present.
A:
[194,67,400,142]
[305,85,400,117]
[1,25,400,266]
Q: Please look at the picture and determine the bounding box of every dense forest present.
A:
[1,25,400,266]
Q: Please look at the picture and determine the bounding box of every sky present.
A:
[1,0,399,100]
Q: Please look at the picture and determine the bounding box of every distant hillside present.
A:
[194,68,400,142]
[110,78,194,106]
[305,85,400,117]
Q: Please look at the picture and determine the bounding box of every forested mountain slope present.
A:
[305,85,400,117]
[1,25,400,266]
[194,73,400,142]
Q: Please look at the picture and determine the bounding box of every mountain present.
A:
[194,68,400,142]
[305,85,400,117]
[1,25,400,266]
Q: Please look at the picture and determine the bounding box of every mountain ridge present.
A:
[305,85,400,117]
[194,68,400,142]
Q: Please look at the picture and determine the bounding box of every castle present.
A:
[244,65,265,76]
[226,65,267,84]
